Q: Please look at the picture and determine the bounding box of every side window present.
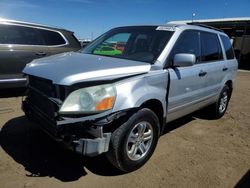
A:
[170,30,200,63]
[220,35,235,59]
[38,29,66,45]
[201,32,223,62]
[0,24,44,45]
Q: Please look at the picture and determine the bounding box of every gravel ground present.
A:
[0,71,249,188]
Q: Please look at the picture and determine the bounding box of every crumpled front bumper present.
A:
[22,99,112,156]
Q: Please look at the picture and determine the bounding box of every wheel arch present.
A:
[225,80,233,97]
[140,99,165,133]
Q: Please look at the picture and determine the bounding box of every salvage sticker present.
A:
[156,26,176,31]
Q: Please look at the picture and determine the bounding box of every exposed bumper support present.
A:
[73,133,111,156]
[22,99,113,156]
[22,99,135,156]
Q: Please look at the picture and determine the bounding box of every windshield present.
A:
[82,26,174,63]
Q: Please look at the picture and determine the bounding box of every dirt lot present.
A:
[0,71,249,188]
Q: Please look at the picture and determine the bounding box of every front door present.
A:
[166,30,207,122]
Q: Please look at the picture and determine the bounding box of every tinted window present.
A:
[170,30,200,63]
[220,35,235,59]
[38,29,66,45]
[201,32,223,62]
[0,24,44,45]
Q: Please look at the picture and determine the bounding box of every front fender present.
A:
[112,70,169,116]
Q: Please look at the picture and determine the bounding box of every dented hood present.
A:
[23,52,151,85]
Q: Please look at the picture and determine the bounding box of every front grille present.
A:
[29,91,56,119]
[29,76,55,97]
[27,76,59,120]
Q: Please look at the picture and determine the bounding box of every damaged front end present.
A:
[22,75,130,156]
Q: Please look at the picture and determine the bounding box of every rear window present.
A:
[0,24,44,45]
[38,29,66,45]
[201,32,223,62]
[0,24,66,46]
[220,35,235,59]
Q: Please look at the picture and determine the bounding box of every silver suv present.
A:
[22,24,238,172]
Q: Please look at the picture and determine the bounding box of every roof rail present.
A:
[0,17,71,32]
[187,22,224,32]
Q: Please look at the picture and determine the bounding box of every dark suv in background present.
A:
[0,18,81,88]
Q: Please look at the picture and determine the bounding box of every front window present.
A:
[82,26,174,63]
[169,30,200,64]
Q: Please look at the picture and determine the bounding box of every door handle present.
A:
[35,52,47,57]
[222,67,228,71]
[199,71,207,77]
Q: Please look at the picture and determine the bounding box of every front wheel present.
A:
[106,108,160,172]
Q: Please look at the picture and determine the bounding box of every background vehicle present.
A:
[0,18,81,89]
[93,46,122,56]
[79,39,91,48]
[22,24,237,172]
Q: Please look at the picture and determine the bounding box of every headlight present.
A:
[60,84,116,113]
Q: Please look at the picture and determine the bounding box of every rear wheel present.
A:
[106,108,160,172]
[211,85,231,119]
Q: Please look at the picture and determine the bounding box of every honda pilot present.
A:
[22,24,237,172]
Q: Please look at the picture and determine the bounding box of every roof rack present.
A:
[187,22,224,32]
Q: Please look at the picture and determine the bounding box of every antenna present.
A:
[91,32,94,41]
[192,13,196,23]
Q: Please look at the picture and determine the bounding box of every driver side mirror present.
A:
[173,53,196,67]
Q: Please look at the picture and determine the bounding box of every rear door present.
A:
[0,24,48,80]
[199,32,226,98]
[167,30,208,121]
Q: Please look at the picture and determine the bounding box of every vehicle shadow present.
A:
[234,169,250,188]
[0,88,26,98]
[162,115,195,135]
[0,112,212,181]
[193,107,218,120]
[0,116,123,182]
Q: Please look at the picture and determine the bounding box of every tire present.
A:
[106,108,160,172]
[212,85,231,119]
